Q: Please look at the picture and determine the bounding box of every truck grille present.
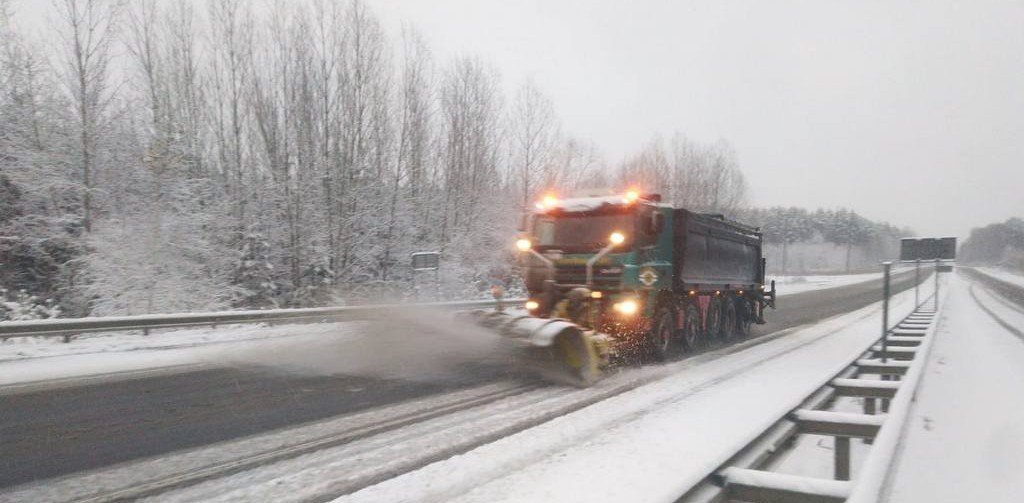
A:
[554,265,622,287]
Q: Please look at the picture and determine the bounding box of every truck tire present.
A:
[650,307,676,361]
[706,297,723,341]
[721,298,738,341]
[682,303,701,351]
[736,299,753,338]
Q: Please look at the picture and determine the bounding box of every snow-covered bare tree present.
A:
[438,56,504,249]
[207,0,253,229]
[53,0,120,233]
[508,80,558,207]
[668,135,747,214]
[2,0,777,314]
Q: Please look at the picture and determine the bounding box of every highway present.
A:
[0,271,920,497]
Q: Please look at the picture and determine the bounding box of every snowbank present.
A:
[974,266,1024,290]
[884,275,1024,502]
[335,288,919,503]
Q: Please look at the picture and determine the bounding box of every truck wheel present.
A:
[721,298,738,341]
[706,297,723,341]
[682,303,701,351]
[736,299,753,338]
[650,307,676,361]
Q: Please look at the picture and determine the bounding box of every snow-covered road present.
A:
[334,286,920,503]
[0,270,930,502]
[974,266,1024,290]
[884,275,1024,502]
[0,271,896,387]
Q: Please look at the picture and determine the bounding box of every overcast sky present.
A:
[12,0,1024,238]
[364,0,1024,238]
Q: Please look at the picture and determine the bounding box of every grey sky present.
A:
[12,0,1023,238]
[366,0,1024,238]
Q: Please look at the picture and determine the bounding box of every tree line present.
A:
[0,0,907,320]
[960,218,1024,269]
[739,207,910,274]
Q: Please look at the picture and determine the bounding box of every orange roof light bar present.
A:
[536,193,558,210]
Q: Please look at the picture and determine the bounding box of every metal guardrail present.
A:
[0,298,527,340]
[845,297,942,502]
[0,270,916,341]
[680,274,944,503]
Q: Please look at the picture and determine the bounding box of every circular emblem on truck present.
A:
[639,268,658,286]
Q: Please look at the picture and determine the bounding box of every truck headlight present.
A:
[613,299,639,316]
[525,300,540,311]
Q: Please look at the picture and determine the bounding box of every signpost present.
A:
[411,252,440,271]
[899,236,956,310]
[411,252,441,301]
[899,237,956,262]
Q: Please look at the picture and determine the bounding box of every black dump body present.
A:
[672,209,763,290]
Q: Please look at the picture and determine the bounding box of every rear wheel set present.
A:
[649,307,676,361]
[648,294,748,362]
[706,297,723,343]
[721,297,738,341]
[736,298,754,337]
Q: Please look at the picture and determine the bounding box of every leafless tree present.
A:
[508,80,558,207]
[380,27,434,281]
[208,0,253,228]
[53,0,120,233]
[439,56,504,249]
[669,135,747,214]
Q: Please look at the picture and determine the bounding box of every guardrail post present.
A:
[862,396,876,444]
[880,262,893,414]
[914,259,920,307]
[881,262,891,364]
[934,259,940,311]
[835,436,851,480]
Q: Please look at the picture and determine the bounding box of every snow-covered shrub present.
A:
[232,232,280,309]
[0,287,61,321]
[82,219,235,316]
[288,264,336,307]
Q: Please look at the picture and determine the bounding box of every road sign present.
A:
[899,237,956,261]
[411,252,440,271]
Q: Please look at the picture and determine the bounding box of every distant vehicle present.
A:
[506,190,775,383]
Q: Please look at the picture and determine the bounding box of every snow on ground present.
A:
[974,266,1024,290]
[0,323,366,388]
[331,288,920,503]
[885,274,1024,502]
[0,321,364,362]
[0,307,528,388]
[0,273,880,386]
[770,396,874,480]
[770,272,882,295]
[0,272,875,364]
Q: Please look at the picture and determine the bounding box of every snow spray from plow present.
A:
[457,310,606,387]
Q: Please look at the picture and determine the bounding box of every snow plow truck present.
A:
[468,190,776,386]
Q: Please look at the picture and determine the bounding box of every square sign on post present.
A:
[938,237,957,260]
[899,238,921,261]
[411,252,440,271]
[900,237,956,261]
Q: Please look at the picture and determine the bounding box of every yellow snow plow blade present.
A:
[463,311,603,387]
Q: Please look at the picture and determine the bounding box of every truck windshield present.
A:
[533,213,634,250]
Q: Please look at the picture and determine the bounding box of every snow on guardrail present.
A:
[0,298,525,339]
[845,288,947,503]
